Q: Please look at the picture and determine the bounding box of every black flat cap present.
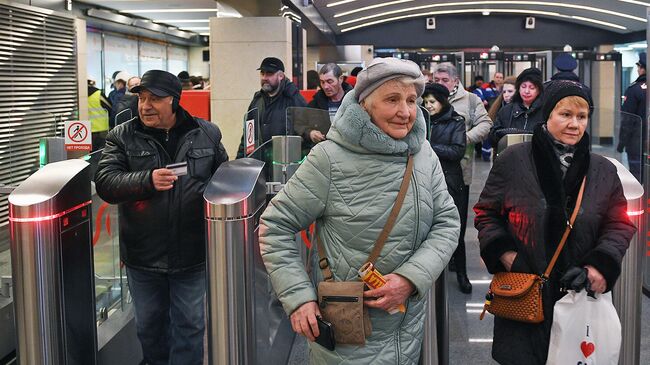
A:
[257,57,285,73]
[131,70,182,99]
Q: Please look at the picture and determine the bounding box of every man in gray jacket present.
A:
[433,62,492,293]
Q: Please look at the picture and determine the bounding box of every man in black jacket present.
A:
[618,51,647,181]
[95,70,228,365]
[236,57,306,158]
[304,63,353,144]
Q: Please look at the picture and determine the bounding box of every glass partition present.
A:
[591,108,643,183]
[85,149,128,324]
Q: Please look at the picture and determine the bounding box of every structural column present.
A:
[210,17,294,157]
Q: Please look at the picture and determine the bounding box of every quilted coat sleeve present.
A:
[393,150,460,300]
[94,128,156,204]
[259,144,330,315]
[473,150,518,273]
[466,93,493,144]
[580,166,636,292]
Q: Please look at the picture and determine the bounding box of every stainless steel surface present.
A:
[271,136,303,184]
[40,137,67,164]
[9,159,97,365]
[496,133,533,155]
[203,158,266,220]
[205,158,296,365]
[421,270,449,365]
[608,158,644,365]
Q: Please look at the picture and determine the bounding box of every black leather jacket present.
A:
[95,107,229,272]
[428,106,466,191]
[236,78,307,158]
[490,97,544,145]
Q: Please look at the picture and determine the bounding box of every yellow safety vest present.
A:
[88,90,109,132]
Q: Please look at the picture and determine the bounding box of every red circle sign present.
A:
[67,122,88,142]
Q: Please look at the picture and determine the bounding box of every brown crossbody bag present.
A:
[315,155,413,346]
[479,177,586,324]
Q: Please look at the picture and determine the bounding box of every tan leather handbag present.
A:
[316,155,413,346]
[480,177,586,324]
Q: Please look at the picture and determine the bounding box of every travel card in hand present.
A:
[166,161,188,176]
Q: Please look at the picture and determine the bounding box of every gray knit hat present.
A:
[355,57,426,102]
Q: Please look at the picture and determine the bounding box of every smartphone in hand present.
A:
[314,316,335,351]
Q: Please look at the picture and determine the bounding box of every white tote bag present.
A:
[546,290,621,365]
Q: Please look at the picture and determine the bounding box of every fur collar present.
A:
[327,90,425,155]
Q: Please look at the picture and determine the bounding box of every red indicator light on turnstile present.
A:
[627,209,644,216]
[63,217,69,227]
[9,200,92,223]
[81,209,87,218]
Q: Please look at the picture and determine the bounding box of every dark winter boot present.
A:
[457,272,472,294]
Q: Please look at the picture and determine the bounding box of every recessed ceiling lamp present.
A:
[334,1,646,23]
[339,9,627,32]
[482,11,491,15]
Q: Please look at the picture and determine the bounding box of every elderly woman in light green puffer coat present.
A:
[259,57,460,364]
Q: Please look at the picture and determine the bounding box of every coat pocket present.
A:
[126,149,157,171]
[187,148,215,180]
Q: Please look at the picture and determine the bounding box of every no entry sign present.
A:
[64,121,92,151]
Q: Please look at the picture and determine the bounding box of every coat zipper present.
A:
[321,295,359,303]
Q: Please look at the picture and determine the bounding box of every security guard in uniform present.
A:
[87,79,111,150]
[618,51,647,181]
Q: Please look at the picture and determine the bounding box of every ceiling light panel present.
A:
[327,0,358,7]
[339,8,627,32]
[618,0,650,6]
[334,1,646,24]
[153,19,210,23]
[121,9,218,14]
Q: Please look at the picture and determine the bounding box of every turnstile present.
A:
[8,159,97,365]
[608,158,644,365]
[496,133,533,155]
[204,158,295,365]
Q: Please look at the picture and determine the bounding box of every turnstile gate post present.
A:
[8,159,97,365]
[205,158,295,365]
[609,158,644,365]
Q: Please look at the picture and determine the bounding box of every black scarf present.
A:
[531,124,590,274]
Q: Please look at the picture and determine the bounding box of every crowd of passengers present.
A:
[93,52,644,364]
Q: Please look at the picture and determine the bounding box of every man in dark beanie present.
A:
[95,69,229,364]
[618,51,647,180]
[490,67,545,146]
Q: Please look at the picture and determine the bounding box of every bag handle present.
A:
[542,177,587,279]
[316,155,414,282]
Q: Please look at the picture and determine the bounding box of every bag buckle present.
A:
[566,220,573,229]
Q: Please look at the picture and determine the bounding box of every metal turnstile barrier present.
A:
[205,158,295,365]
[608,158,644,365]
[421,270,448,365]
[8,159,97,365]
[496,133,533,155]
[271,135,302,184]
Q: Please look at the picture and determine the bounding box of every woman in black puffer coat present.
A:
[490,68,545,147]
[422,83,470,293]
[475,80,636,365]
